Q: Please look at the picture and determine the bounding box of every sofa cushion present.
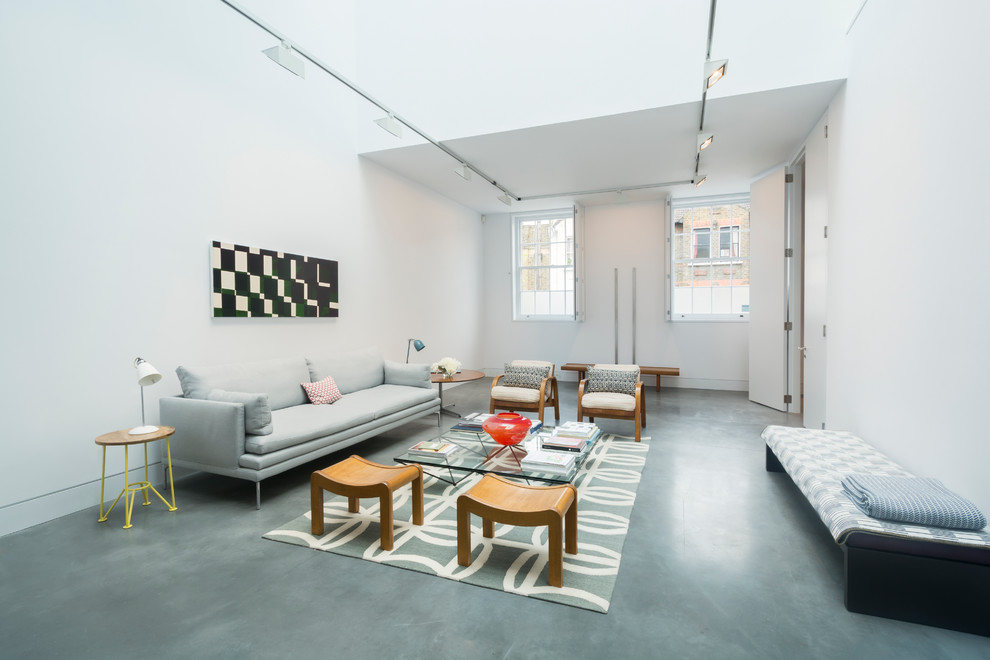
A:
[347,384,438,419]
[176,357,310,410]
[245,399,376,454]
[581,391,636,411]
[244,384,438,454]
[301,375,342,405]
[306,348,384,395]
[384,360,431,388]
[206,389,273,435]
[491,384,541,404]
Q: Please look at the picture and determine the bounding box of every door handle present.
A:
[797,346,807,357]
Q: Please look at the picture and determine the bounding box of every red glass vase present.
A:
[482,412,532,446]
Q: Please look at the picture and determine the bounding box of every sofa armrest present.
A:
[384,360,431,388]
[160,396,246,471]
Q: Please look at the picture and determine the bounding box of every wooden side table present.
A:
[95,426,178,529]
[430,369,486,417]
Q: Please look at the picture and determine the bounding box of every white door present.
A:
[748,167,787,411]
[803,113,829,429]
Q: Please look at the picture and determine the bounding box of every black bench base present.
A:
[766,445,990,637]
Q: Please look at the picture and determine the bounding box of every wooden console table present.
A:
[560,363,680,392]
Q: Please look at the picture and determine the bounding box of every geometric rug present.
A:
[263,434,649,613]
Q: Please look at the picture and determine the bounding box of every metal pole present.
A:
[614,268,619,364]
[632,267,637,364]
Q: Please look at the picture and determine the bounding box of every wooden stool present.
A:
[457,474,578,587]
[310,455,424,551]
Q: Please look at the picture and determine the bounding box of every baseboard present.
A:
[0,463,165,538]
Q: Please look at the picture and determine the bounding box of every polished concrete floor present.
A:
[2,383,987,659]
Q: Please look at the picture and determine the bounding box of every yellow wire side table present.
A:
[95,426,178,529]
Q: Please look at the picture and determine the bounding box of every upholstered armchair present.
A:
[577,364,645,442]
[489,360,560,424]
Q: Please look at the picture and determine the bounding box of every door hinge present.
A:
[823,324,827,337]
[784,394,793,404]
[821,422,826,430]
[824,124,829,138]
[784,321,793,331]
[784,248,793,258]
[824,226,828,238]
[785,173,794,183]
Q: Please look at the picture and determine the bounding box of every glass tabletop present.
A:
[394,425,601,485]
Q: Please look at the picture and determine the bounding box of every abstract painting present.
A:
[211,241,339,317]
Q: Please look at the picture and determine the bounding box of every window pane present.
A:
[550,267,565,291]
[694,230,710,259]
[674,234,691,261]
[534,291,550,315]
[520,291,535,315]
[693,264,711,286]
[673,286,692,315]
[537,221,550,243]
[712,205,730,228]
[550,291,565,315]
[733,286,750,314]
[738,229,750,259]
[521,246,536,267]
[712,286,732,314]
[538,245,551,267]
[691,287,712,314]
[520,269,535,291]
[564,267,574,291]
[536,269,550,291]
[732,204,750,228]
[521,222,535,244]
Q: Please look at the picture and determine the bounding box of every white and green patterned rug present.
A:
[263,434,648,613]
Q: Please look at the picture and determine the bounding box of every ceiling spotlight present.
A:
[375,112,403,138]
[704,59,728,88]
[697,132,714,152]
[262,41,305,78]
[693,174,708,187]
[453,163,472,181]
[497,192,513,206]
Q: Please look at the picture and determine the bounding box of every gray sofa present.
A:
[160,348,440,507]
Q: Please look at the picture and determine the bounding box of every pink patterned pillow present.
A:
[301,375,342,405]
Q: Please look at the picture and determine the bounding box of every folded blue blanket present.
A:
[841,474,987,531]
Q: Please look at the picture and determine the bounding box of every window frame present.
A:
[511,207,580,322]
[668,193,751,322]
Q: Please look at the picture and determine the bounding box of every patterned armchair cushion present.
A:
[586,366,639,395]
[501,363,551,389]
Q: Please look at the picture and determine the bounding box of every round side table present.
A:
[95,426,178,529]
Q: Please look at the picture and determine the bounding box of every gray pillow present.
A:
[384,360,431,388]
[586,367,638,396]
[501,363,551,389]
[207,389,273,435]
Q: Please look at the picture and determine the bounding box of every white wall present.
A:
[0,1,482,536]
[824,1,990,511]
[481,201,748,389]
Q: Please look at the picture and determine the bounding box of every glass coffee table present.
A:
[394,426,600,485]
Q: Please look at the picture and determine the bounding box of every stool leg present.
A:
[348,497,359,514]
[548,515,563,587]
[457,500,472,567]
[565,496,578,555]
[482,518,494,538]
[310,479,325,536]
[379,489,394,551]
[411,469,424,526]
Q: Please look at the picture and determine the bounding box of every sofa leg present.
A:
[256,482,261,510]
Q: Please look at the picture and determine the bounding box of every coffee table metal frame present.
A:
[394,426,599,486]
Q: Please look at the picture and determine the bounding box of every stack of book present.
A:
[520,448,576,474]
[449,412,493,432]
[540,433,588,452]
[555,421,600,440]
[407,440,459,458]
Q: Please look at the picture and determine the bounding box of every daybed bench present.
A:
[160,348,440,508]
[763,425,990,637]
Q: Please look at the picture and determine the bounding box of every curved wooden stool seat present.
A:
[457,474,578,587]
[310,455,424,551]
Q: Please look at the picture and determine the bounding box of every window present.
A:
[670,195,750,320]
[513,208,576,320]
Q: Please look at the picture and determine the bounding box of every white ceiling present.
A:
[360,79,844,214]
[230,0,861,213]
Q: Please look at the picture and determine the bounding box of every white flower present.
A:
[431,356,461,375]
